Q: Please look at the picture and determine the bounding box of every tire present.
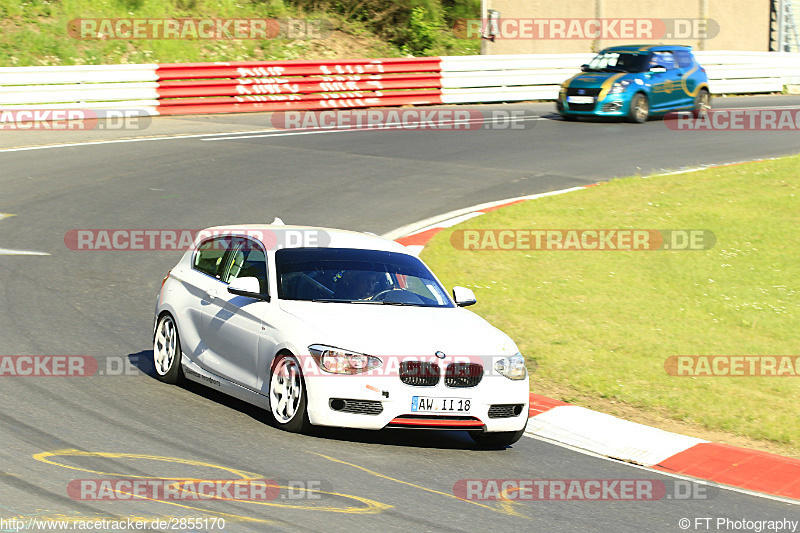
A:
[693,89,710,118]
[470,428,525,449]
[153,313,184,384]
[628,93,649,123]
[269,354,310,433]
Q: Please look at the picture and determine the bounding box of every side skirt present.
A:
[181,357,270,410]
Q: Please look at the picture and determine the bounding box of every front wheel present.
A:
[628,93,649,123]
[693,89,711,118]
[470,428,525,448]
[153,314,184,384]
[269,354,310,433]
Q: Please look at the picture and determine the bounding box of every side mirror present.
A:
[452,286,477,307]
[228,277,269,301]
[580,64,590,72]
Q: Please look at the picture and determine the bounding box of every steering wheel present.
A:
[368,288,406,301]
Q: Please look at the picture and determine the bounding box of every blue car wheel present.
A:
[628,93,649,123]
[693,89,711,118]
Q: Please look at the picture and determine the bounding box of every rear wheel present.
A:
[153,314,184,384]
[470,428,525,448]
[693,89,711,118]
[269,354,310,433]
[628,93,649,123]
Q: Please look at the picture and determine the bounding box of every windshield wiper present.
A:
[310,298,381,304]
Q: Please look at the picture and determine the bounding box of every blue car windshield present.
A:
[586,52,649,73]
[276,247,454,307]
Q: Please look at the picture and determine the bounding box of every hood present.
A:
[278,300,519,357]
[565,72,628,90]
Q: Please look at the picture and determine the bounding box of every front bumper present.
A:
[557,94,631,117]
[304,372,530,433]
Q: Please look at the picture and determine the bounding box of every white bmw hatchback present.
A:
[153,222,529,447]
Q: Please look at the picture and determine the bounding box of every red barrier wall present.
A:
[155,57,443,115]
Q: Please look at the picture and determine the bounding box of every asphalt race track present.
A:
[1,96,799,532]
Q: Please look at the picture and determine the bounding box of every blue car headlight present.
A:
[609,80,632,95]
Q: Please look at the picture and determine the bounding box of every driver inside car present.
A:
[334,270,389,300]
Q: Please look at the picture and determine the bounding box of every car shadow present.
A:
[129,349,157,377]
[128,349,516,451]
[554,114,628,123]
[551,112,679,124]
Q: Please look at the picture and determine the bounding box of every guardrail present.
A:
[440,52,800,102]
[1,52,797,117]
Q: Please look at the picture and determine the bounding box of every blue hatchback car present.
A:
[556,45,710,123]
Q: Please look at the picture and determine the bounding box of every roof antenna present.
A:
[271,217,285,225]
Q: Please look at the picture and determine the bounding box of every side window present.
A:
[675,50,694,69]
[650,51,676,70]
[193,237,233,279]
[223,238,269,293]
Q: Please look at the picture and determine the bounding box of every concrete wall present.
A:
[782,0,800,51]
[484,0,771,54]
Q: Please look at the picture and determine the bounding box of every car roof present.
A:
[196,223,409,253]
[601,44,694,54]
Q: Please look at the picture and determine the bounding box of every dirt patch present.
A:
[293,29,397,59]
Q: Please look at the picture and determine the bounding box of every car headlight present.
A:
[495,353,527,380]
[559,84,567,98]
[308,344,382,374]
[609,80,631,95]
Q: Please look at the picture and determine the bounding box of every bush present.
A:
[289,0,479,56]
[400,7,440,55]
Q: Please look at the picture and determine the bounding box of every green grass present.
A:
[422,156,800,452]
[0,0,478,66]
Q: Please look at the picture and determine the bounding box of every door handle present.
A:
[205,287,218,299]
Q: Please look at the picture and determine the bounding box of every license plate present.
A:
[567,96,595,104]
[411,396,471,413]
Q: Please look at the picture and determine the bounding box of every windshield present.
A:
[585,52,649,73]
[276,247,454,307]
